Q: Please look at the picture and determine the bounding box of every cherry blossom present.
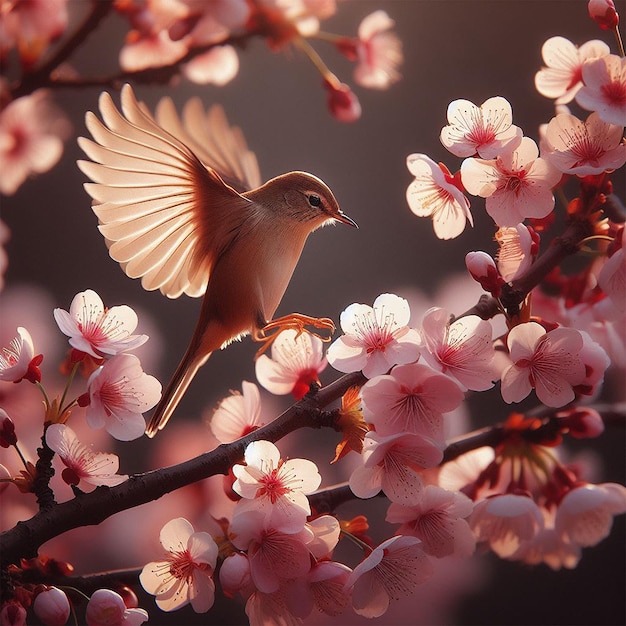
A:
[440,97,522,159]
[588,0,620,30]
[252,0,336,40]
[461,137,562,226]
[598,247,625,315]
[255,328,327,399]
[232,440,321,533]
[542,111,626,175]
[386,485,476,558]
[54,289,148,359]
[470,494,544,558]
[534,36,610,104]
[406,154,473,240]
[0,91,70,195]
[327,293,421,378]
[245,589,301,626]
[45,424,128,492]
[0,327,41,383]
[576,330,610,397]
[555,482,626,547]
[495,224,539,282]
[210,380,265,443]
[86,588,148,626]
[352,10,402,90]
[360,363,464,441]
[84,354,162,441]
[500,322,586,407]
[219,553,253,600]
[323,78,362,122]
[346,535,434,618]
[182,45,239,85]
[32,587,70,626]
[511,524,582,571]
[140,517,218,613]
[465,250,505,297]
[418,307,499,391]
[349,431,443,504]
[576,54,626,126]
[119,30,188,73]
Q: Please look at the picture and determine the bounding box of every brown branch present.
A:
[0,371,365,569]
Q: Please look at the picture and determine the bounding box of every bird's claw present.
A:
[254,313,336,358]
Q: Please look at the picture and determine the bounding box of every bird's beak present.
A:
[335,211,358,228]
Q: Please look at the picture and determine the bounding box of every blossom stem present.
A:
[59,362,80,417]
[612,25,625,57]
[12,443,30,471]
[36,382,52,410]
[294,36,337,83]
[340,529,373,554]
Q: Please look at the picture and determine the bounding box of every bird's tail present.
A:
[145,348,212,437]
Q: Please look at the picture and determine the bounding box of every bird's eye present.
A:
[308,194,322,208]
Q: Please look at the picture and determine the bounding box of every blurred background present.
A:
[1,1,624,625]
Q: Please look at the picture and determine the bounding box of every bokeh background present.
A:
[1,1,625,625]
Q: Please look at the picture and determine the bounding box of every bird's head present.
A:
[251,171,358,231]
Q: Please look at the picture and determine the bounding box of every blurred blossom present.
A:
[461,137,561,227]
[534,36,610,104]
[140,517,218,613]
[323,79,362,122]
[54,289,148,359]
[182,45,239,85]
[440,97,522,159]
[327,293,421,378]
[406,154,473,240]
[255,328,326,399]
[351,10,402,90]
[45,424,128,492]
[86,588,148,625]
[576,54,626,126]
[209,380,265,443]
[588,0,620,29]
[598,247,626,315]
[542,111,626,175]
[119,29,188,72]
[0,327,39,383]
[0,91,70,195]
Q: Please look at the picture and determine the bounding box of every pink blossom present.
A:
[349,431,443,504]
[360,363,464,441]
[352,10,402,90]
[253,0,336,39]
[386,485,476,558]
[0,90,70,195]
[461,137,561,226]
[54,289,148,358]
[576,54,626,125]
[182,45,239,85]
[495,224,539,282]
[45,424,128,492]
[327,293,421,378]
[406,154,473,240]
[255,328,327,399]
[588,0,620,30]
[323,78,361,122]
[139,517,218,612]
[501,322,586,407]
[419,307,499,391]
[0,327,40,383]
[119,30,188,72]
[85,354,162,441]
[576,330,610,397]
[232,440,321,533]
[542,111,626,175]
[230,512,313,593]
[0,0,68,65]
[470,494,544,557]
[210,381,265,443]
[465,251,505,297]
[598,247,626,315]
[33,587,70,626]
[511,526,582,570]
[245,589,301,626]
[219,553,253,599]
[555,483,626,547]
[440,96,522,159]
[306,514,341,559]
[86,589,148,626]
[346,535,434,618]
[534,36,610,103]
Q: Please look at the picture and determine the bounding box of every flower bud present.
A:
[33,587,70,626]
[86,589,125,626]
[0,601,27,626]
[323,78,362,123]
[465,251,505,297]
[588,0,619,29]
[557,408,605,439]
[0,409,17,448]
[219,553,251,598]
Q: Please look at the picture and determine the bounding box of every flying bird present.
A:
[78,84,357,437]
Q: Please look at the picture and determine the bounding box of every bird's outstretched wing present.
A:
[77,84,253,299]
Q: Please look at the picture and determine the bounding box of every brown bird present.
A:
[78,84,356,437]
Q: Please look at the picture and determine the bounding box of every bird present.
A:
[77,84,357,437]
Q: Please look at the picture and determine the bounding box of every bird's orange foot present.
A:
[254,313,336,358]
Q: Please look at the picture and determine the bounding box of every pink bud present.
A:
[588,0,619,28]
[0,410,17,448]
[86,589,125,626]
[323,78,362,123]
[33,587,70,626]
[219,553,251,598]
[0,602,27,626]
[465,251,505,297]
[558,408,605,439]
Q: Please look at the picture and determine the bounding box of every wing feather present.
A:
[78,84,253,299]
